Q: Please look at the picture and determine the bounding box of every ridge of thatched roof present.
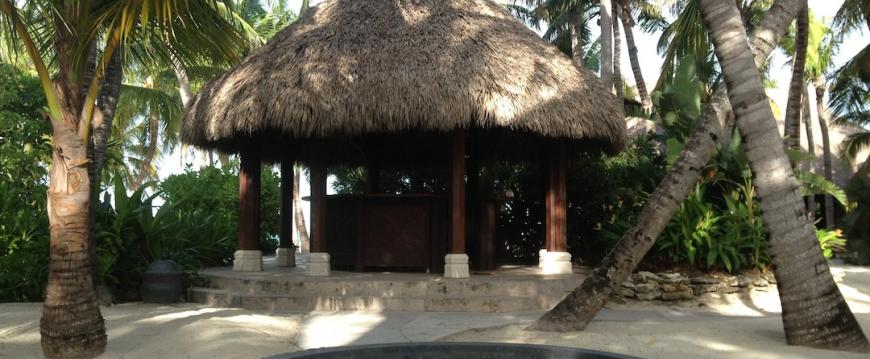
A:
[182,0,625,154]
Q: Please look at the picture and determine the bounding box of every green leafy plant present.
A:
[817,228,847,259]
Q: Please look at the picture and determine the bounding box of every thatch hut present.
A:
[182,0,624,278]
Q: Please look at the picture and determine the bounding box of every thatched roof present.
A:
[182,0,625,155]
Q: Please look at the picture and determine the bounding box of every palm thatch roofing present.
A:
[182,0,625,158]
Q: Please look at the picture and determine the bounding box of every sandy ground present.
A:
[1,264,869,358]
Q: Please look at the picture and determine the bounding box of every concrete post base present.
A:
[275,247,296,267]
[306,252,330,276]
[538,249,547,268]
[233,250,263,272]
[444,254,470,279]
[541,251,572,274]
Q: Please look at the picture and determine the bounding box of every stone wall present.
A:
[617,271,777,302]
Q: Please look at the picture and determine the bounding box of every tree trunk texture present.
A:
[132,113,159,191]
[530,0,804,332]
[699,0,869,351]
[85,46,123,291]
[599,0,613,91]
[41,105,106,359]
[294,164,310,253]
[814,77,835,229]
[570,10,584,69]
[801,85,817,223]
[620,1,652,109]
[782,5,808,165]
[612,0,623,101]
[300,0,310,16]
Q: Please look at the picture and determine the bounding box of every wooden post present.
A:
[238,151,261,251]
[542,140,571,274]
[449,130,467,254]
[307,160,330,276]
[280,159,293,249]
[277,159,295,266]
[310,162,327,253]
[445,129,470,278]
[545,141,568,253]
[235,150,263,272]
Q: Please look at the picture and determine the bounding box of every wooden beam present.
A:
[449,129,467,254]
[310,161,327,253]
[279,159,294,249]
[239,151,261,251]
[545,141,568,252]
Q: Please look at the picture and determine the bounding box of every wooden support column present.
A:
[235,150,263,272]
[445,129,470,278]
[545,141,567,252]
[542,140,571,274]
[238,151,261,251]
[276,159,295,266]
[449,130,467,254]
[307,160,330,276]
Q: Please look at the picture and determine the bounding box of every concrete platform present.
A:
[191,256,589,313]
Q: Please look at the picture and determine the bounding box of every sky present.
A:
[154,0,868,231]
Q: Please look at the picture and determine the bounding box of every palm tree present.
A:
[0,2,247,357]
[599,0,613,89]
[698,0,869,351]
[829,0,869,167]
[782,4,808,164]
[531,0,804,332]
[618,0,661,109]
[611,0,623,100]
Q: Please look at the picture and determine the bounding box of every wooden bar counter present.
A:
[322,194,448,273]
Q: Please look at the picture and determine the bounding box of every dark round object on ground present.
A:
[140,260,184,303]
[264,342,640,359]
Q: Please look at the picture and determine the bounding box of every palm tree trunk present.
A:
[530,0,804,332]
[86,46,122,291]
[300,0,310,16]
[599,0,613,91]
[41,105,107,359]
[132,113,159,191]
[294,163,310,253]
[801,85,817,223]
[620,1,652,109]
[570,10,584,69]
[612,0,623,101]
[699,0,869,351]
[814,76,835,229]
[783,5,808,164]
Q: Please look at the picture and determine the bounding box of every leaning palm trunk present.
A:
[570,10,584,69]
[611,0,623,101]
[801,85,817,223]
[620,1,652,109]
[814,77,835,228]
[294,164,310,253]
[531,0,803,332]
[783,5,808,162]
[41,102,107,358]
[699,0,869,351]
[599,0,613,90]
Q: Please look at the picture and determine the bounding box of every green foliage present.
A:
[844,172,870,264]
[159,164,281,254]
[0,64,50,302]
[94,178,238,300]
[817,228,847,259]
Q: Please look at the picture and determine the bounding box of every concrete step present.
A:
[203,276,582,298]
[190,287,568,313]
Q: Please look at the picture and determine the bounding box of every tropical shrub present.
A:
[0,64,51,302]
